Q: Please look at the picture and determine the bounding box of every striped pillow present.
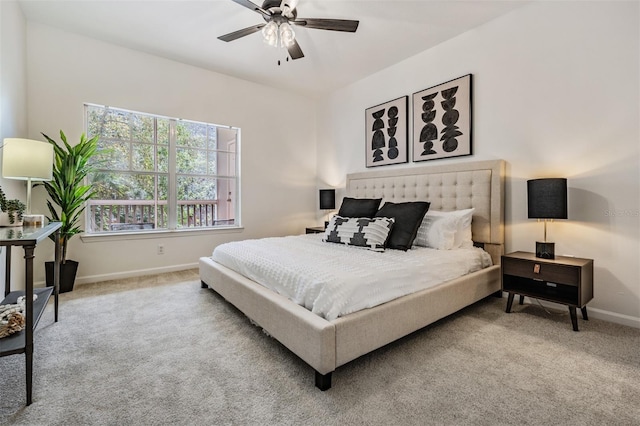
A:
[323,215,395,252]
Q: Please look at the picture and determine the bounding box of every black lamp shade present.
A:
[527,178,568,219]
[319,189,336,210]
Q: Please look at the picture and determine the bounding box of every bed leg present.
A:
[492,290,503,298]
[315,371,332,391]
[201,281,209,289]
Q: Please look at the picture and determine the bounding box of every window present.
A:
[85,104,240,233]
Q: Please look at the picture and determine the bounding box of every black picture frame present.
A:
[365,95,408,167]
[412,74,472,162]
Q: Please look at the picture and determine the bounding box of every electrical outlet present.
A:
[157,244,165,255]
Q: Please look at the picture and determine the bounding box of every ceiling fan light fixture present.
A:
[220,0,359,61]
[262,19,295,49]
[279,22,295,47]
[262,20,279,47]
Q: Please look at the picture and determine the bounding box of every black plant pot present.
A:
[45,260,79,293]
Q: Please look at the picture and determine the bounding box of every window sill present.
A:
[80,226,244,243]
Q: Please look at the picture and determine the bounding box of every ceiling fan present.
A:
[218,0,359,60]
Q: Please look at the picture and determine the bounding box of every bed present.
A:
[199,159,505,390]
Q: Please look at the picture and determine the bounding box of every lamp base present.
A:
[535,241,555,259]
[23,214,45,227]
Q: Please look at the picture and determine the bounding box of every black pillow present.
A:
[375,201,430,251]
[338,197,382,218]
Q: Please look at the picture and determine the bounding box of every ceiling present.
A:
[18,0,528,98]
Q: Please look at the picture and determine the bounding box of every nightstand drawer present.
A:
[503,258,579,286]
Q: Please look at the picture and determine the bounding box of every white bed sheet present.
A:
[211,234,492,321]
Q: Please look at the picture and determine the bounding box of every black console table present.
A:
[0,222,62,405]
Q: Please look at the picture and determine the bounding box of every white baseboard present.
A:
[511,295,640,329]
[585,307,640,329]
[35,262,199,287]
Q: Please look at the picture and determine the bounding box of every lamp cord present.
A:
[534,297,563,316]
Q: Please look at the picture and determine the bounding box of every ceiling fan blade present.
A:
[285,0,299,10]
[218,24,266,42]
[230,0,271,18]
[292,18,359,32]
[287,39,304,60]
[280,0,298,16]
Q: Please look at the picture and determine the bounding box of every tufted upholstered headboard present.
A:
[346,159,505,264]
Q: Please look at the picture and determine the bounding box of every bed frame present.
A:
[199,159,505,390]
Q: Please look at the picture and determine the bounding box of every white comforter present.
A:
[211,234,492,321]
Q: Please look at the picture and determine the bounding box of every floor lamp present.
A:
[2,138,54,226]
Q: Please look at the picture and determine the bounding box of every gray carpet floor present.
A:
[1,269,638,425]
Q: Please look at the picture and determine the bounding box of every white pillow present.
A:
[413,208,474,250]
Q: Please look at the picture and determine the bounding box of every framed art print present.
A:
[365,96,408,167]
[412,74,472,162]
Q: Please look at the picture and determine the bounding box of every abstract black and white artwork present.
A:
[365,96,408,167]
[412,74,472,162]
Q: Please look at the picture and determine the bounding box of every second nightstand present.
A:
[501,251,594,331]
[305,226,325,234]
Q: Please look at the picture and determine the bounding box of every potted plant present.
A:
[41,130,99,292]
[0,186,26,226]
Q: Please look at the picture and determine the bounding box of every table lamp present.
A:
[319,189,336,229]
[2,138,54,226]
[527,178,567,259]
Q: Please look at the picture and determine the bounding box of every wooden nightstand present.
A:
[501,251,594,331]
[305,226,325,234]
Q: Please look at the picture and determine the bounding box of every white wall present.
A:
[25,23,317,285]
[0,0,28,289]
[317,2,640,326]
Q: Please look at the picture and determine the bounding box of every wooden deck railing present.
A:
[88,200,222,232]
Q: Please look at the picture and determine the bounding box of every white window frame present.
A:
[83,103,241,235]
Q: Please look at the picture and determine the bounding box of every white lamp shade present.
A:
[2,138,53,181]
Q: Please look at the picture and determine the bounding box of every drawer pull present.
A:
[533,264,541,274]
